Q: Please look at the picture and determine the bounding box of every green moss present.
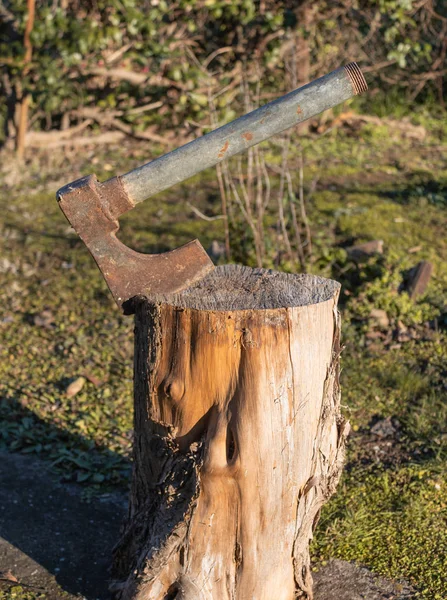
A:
[341,338,447,454]
[313,463,447,598]
[0,587,46,600]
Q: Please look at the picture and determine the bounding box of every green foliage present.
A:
[1,0,284,132]
[1,0,446,141]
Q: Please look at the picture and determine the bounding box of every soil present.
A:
[0,451,126,600]
[0,451,416,600]
[313,560,416,599]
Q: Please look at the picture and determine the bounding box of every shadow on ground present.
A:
[0,450,127,599]
[1,450,416,600]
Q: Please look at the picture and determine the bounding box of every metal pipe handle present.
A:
[118,62,367,205]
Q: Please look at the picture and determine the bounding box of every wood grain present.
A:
[112,266,347,600]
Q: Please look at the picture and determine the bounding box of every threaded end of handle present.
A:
[344,62,368,95]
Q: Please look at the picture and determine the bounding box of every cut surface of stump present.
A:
[112,265,348,600]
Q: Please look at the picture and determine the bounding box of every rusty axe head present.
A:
[57,63,367,313]
[57,174,214,313]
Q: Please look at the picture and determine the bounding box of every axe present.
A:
[57,63,367,312]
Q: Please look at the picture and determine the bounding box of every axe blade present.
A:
[57,174,214,312]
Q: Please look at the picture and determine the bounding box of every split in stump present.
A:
[112,265,348,600]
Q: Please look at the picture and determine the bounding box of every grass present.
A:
[314,464,447,599]
[0,588,47,600]
[1,115,446,598]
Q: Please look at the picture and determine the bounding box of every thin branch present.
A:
[215,163,231,259]
[298,151,312,257]
[16,0,35,159]
[285,168,306,270]
[260,153,271,211]
[187,202,226,222]
[208,85,231,259]
[105,43,134,65]
[203,46,233,69]
[86,67,148,85]
[126,101,163,115]
[72,107,171,146]
[276,137,293,262]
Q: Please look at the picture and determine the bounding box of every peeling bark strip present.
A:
[111,265,348,600]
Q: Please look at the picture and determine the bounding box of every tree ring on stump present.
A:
[135,264,340,310]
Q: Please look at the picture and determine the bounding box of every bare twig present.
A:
[223,159,263,267]
[208,87,231,260]
[126,101,163,115]
[260,152,271,211]
[298,151,312,257]
[203,46,233,70]
[86,67,148,85]
[73,107,171,146]
[276,137,293,263]
[285,168,306,270]
[187,202,226,222]
[254,145,266,258]
[105,43,134,65]
[25,128,124,149]
[216,164,231,259]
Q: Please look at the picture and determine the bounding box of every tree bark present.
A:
[112,265,348,600]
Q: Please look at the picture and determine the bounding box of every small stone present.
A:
[395,320,411,342]
[406,261,433,300]
[397,320,407,333]
[66,377,86,398]
[346,240,383,262]
[33,309,55,328]
[3,228,20,240]
[370,417,397,438]
[22,263,36,277]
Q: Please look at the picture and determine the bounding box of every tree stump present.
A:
[112,265,348,600]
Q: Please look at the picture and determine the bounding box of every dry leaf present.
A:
[83,373,104,387]
[0,570,19,583]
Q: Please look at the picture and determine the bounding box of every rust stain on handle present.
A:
[218,140,230,159]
